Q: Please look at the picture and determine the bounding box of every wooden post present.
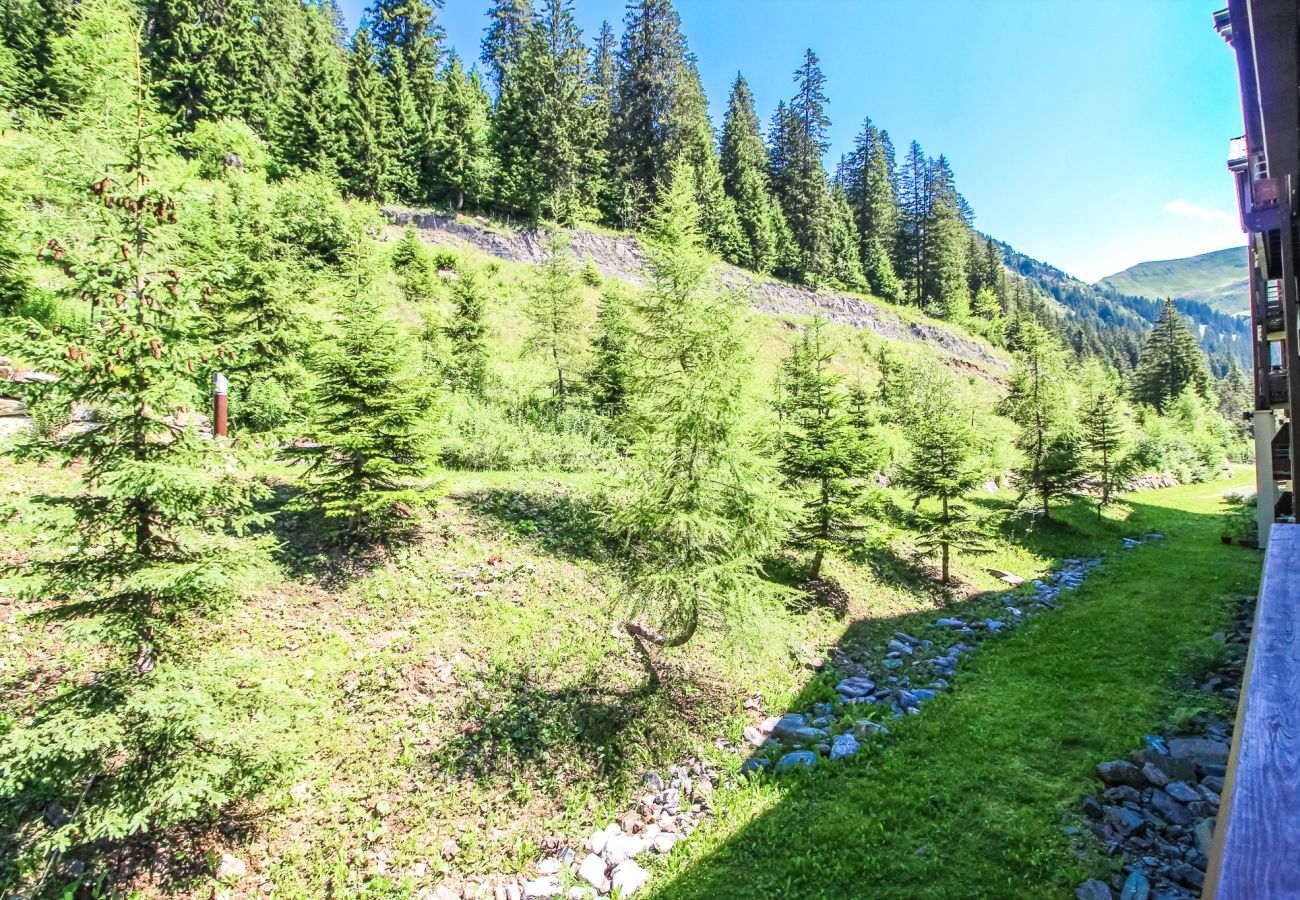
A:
[213,371,228,438]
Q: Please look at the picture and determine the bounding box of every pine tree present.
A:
[719,73,789,274]
[443,262,490,394]
[1132,298,1215,413]
[1003,320,1082,519]
[919,154,971,320]
[272,3,349,181]
[147,0,263,129]
[841,117,903,299]
[430,51,492,210]
[1079,362,1127,516]
[342,27,394,200]
[778,317,881,580]
[480,0,533,97]
[896,362,986,583]
[895,140,928,305]
[523,230,582,405]
[605,165,785,656]
[367,0,443,199]
[302,240,437,539]
[0,41,279,843]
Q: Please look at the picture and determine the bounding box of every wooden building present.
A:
[1217,0,1300,547]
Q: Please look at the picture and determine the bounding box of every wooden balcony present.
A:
[1204,524,1300,896]
[1266,370,1290,406]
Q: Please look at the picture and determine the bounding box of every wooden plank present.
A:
[1205,523,1300,898]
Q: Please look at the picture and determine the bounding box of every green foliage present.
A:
[1004,320,1082,519]
[579,257,602,287]
[1132,298,1215,413]
[188,117,268,180]
[778,317,882,580]
[1079,361,1129,513]
[586,284,634,439]
[894,361,987,582]
[440,394,611,471]
[523,230,583,405]
[429,50,493,210]
[442,262,491,395]
[719,74,789,276]
[605,167,787,649]
[270,172,351,267]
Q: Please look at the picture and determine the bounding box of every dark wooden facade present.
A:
[1218,0,1300,546]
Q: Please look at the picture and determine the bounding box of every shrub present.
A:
[188,118,268,180]
[271,173,350,267]
[432,247,459,272]
[440,395,612,472]
[238,376,292,432]
[580,258,602,287]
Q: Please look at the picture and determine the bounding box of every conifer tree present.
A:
[895,140,928,305]
[443,262,490,394]
[673,62,745,261]
[523,230,582,405]
[147,0,263,129]
[1003,320,1083,519]
[342,27,394,200]
[896,362,986,583]
[1079,362,1127,516]
[769,49,834,284]
[0,42,281,843]
[368,0,443,198]
[919,154,971,320]
[841,117,903,299]
[606,166,785,655]
[1132,298,1214,413]
[383,48,428,202]
[825,180,866,290]
[272,4,349,181]
[430,51,492,210]
[719,73,789,275]
[587,283,634,436]
[302,225,437,539]
[778,317,881,580]
[0,173,28,317]
[480,0,533,97]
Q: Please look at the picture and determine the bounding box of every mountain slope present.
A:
[994,240,1250,375]
[1095,247,1248,316]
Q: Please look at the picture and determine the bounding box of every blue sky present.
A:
[336,0,1245,282]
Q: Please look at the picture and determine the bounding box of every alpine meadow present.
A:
[0,2,1267,899]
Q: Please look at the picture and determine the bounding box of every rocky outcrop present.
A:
[381,208,1008,372]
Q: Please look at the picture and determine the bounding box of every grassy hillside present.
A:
[1096,247,1249,316]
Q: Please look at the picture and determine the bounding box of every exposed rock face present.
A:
[381,208,1008,372]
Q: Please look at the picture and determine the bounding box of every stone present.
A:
[830,733,861,760]
[1167,737,1230,770]
[587,829,609,856]
[835,677,876,698]
[776,750,817,771]
[652,832,679,854]
[1168,863,1204,890]
[1119,870,1150,900]
[935,618,964,628]
[215,853,246,882]
[1104,804,1146,836]
[1194,817,1217,857]
[1141,762,1170,787]
[523,876,561,898]
[506,885,522,900]
[1103,785,1140,805]
[739,758,767,778]
[536,859,563,875]
[1138,750,1196,784]
[853,720,888,740]
[1076,879,1113,900]
[1082,795,1105,820]
[642,772,665,792]
[1200,775,1225,794]
[1163,781,1199,804]
[577,854,607,891]
[602,832,644,865]
[1149,789,1193,826]
[609,860,649,896]
[1097,760,1146,788]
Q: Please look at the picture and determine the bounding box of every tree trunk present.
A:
[940,495,949,583]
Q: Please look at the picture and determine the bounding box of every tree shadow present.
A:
[458,486,617,563]
[649,489,1255,899]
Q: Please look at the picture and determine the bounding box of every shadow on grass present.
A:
[650,488,1261,900]
[458,486,616,562]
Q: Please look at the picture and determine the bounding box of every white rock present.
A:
[215,853,246,881]
[566,889,588,900]
[523,876,560,899]
[577,853,608,890]
[758,716,780,734]
[652,832,679,854]
[643,823,661,840]
[505,885,522,900]
[587,829,608,855]
[610,859,650,896]
[602,832,645,865]
[536,858,563,875]
[743,726,765,747]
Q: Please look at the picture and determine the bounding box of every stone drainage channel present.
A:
[1074,595,1251,900]
[451,535,1165,900]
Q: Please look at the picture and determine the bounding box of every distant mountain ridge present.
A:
[1095,247,1248,316]
[992,239,1250,375]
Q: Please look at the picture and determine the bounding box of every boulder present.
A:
[1119,870,1150,900]
[835,677,876,698]
[577,853,607,891]
[1149,789,1193,826]
[1194,816,1217,856]
[609,859,649,896]
[1167,737,1230,770]
[829,733,860,760]
[1076,879,1113,900]
[775,750,817,771]
[1163,781,1200,804]
[1097,760,1146,788]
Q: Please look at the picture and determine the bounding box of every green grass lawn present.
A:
[652,473,1259,900]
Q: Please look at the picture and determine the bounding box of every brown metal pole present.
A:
[213,371,228,438]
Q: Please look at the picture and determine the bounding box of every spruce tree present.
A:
[1003,320,1083,519]
[443,262,490,394]
[342,27,394,200]
[895,140,928,305]
[587,283,634,438]
[605,165,785,655]
[367,0,443,199]
[383,48,428,203]
[480,0,533,97]
[1079,362,1127,516]
[302,241,438,539]
[429,51,492,210]
[272,3,349,181]
[896,362,986,583]
[825,179,866,290]
[523,230,582,405]
[1132,298,1214,413]
[841,117,903,300]
[769,49,834,284]
[919,154,971,320]
[147,0,263,129]
[719,73,789,275]
[0,44,280,843]
[672,62,745,261]
[778,317,881,580]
